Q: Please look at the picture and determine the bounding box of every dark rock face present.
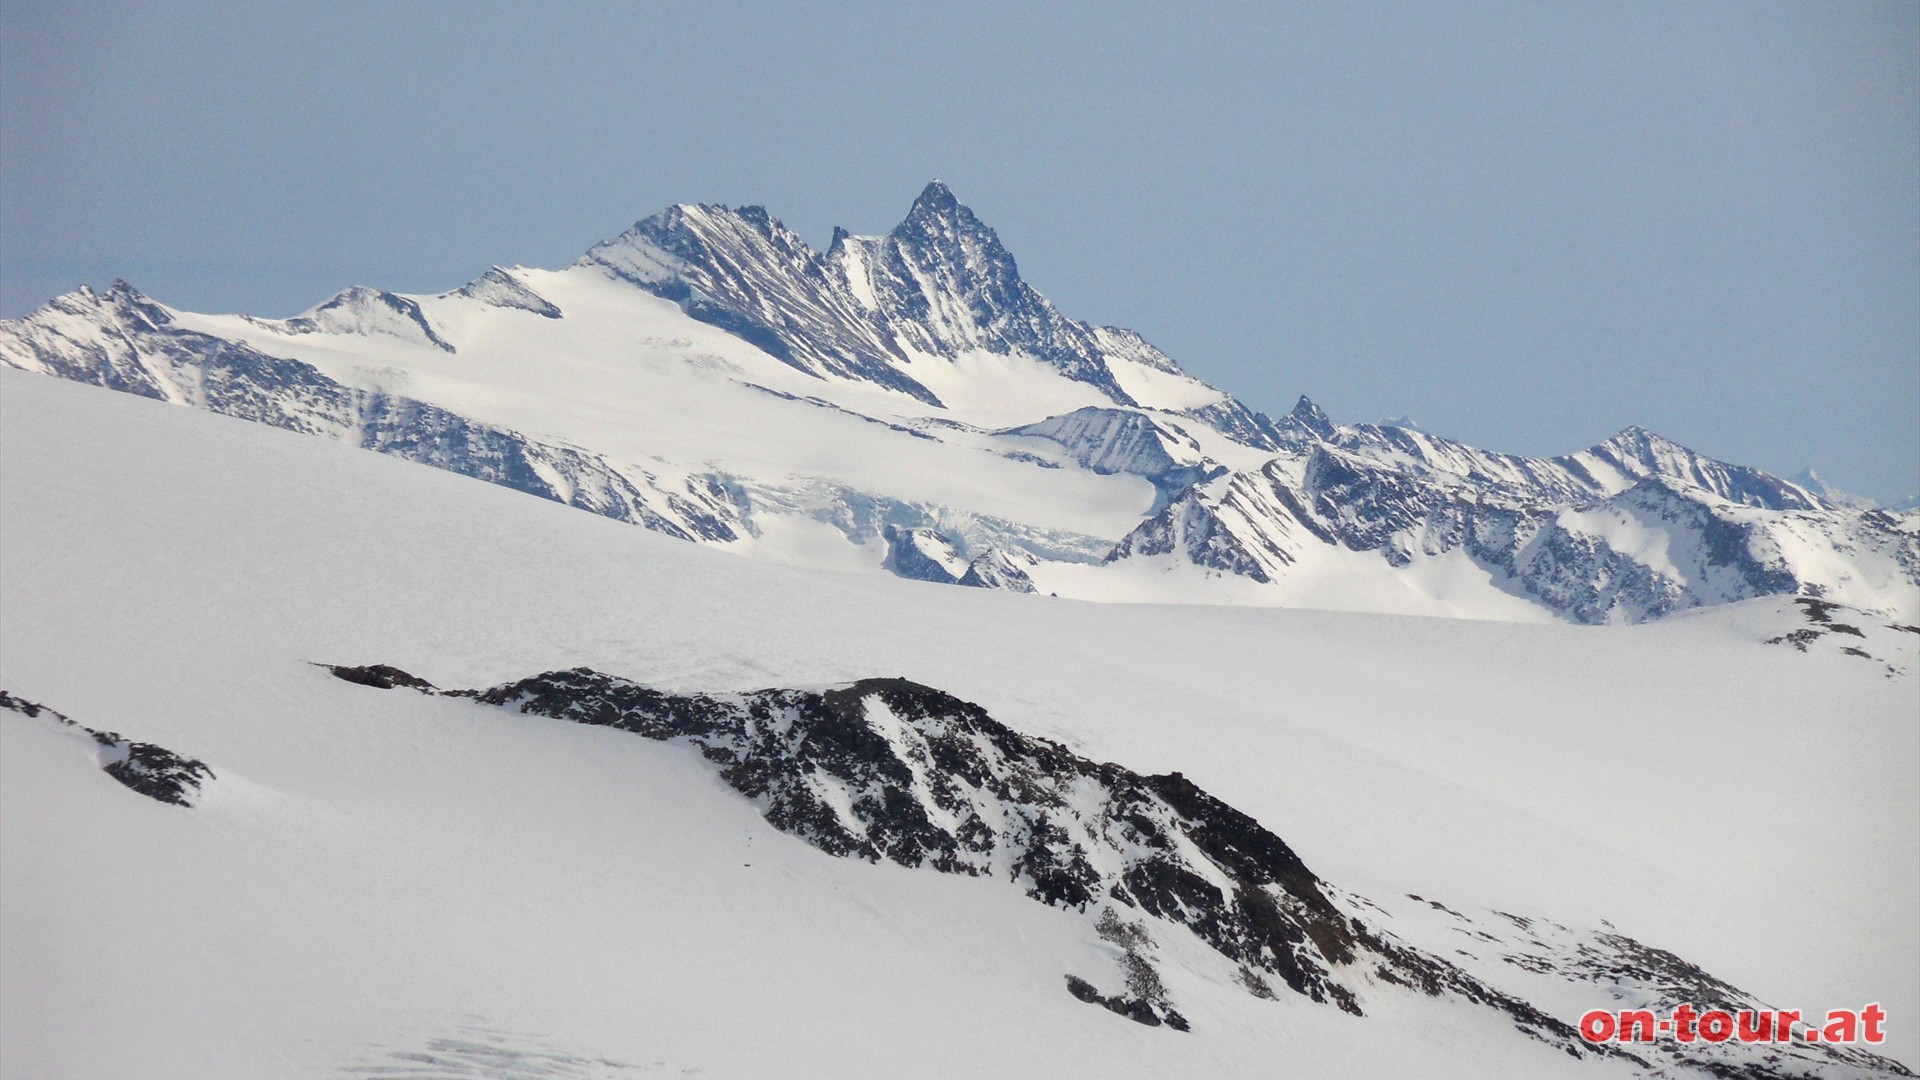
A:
[1760,597,1913,674]
[336,663,1622,1056]
[1094,388,1914,623]
[871,520,1044,595]
[0,690,214,807]
[846,182,1140,404]
[325,664,438,691]
[316,659,1917,1075]
[1103,472,1309,584]
[356,395,743,544]
[584,182,1256,421]
[1319,422,1831,514]
[879,525,964,585]
[1065,972,1189,1031]
[585,201,946,406]
[1281,396,1336,442]
[99,740,214,807]
[5,193,1908,625]
[1110,438,1918,624]
[1181,397,1291,452]
[956,549,1037,593]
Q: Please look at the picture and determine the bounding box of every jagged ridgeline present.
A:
[315,663,1915,1079]
[323,664,1595,1048]
[3,183,1914,623]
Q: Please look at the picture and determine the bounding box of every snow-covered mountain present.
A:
[1118,432,1916,624]
[3,182,1912,624]
[1791,467,1883,512]
[4,370,1914,1077]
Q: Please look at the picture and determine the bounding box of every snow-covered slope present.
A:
[1114,446,1918,623]
[2,183,1913,627]
[3,367,1915,1078]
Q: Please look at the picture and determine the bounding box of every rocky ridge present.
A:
[3,184,1913,623]
[0,690,214,807]
[322,662,1913,1077]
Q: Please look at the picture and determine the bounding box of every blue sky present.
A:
[3,1,1915,499]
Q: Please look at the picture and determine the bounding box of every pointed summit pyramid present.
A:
[1286,396,1335,440]
[3,179,1913,628]
[1570,426,1829,510]
[579,182,1246,416]
[581,196,946,405]
[881,179,1026,307]
[907,178,961,216]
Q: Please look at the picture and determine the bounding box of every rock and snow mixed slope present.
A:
[1116,439,1918,623]
[2,366,1915,1078]
[3,183,1913,624]
[0,691,214,807]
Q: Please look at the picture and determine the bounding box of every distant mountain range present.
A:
[4,181,1914,623]
[3,279,1915,1078]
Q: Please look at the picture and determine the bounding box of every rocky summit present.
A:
[4,183,1913,625]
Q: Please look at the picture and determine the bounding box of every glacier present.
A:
[4,182,1913,625]
[2,368,1913,1077]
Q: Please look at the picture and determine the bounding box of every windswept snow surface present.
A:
[2,370,1915,1077]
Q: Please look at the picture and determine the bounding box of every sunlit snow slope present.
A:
[3,183,1913,624]
[3,368,1914,1079]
